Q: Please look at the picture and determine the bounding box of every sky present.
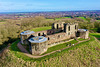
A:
[0,0,100,12]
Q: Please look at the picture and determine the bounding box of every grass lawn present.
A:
[31,26,51,32]
[43,40,78,54]
[90,33,100,40]
[78,38,86,41]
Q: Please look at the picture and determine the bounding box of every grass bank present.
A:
[31,26,51,32]
[1,33,100,67]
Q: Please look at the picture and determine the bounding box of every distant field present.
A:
[0,20,6,25]
[55,17,71,20]
[31,26,51,32]
[97,20,100,21]
[46,19,54,21]
[0,22,6,24]
[0,20,5,22]
[46,17,71,20]
[78,17,86,20]
[47,17,87,21]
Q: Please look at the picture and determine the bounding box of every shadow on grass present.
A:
[9,40,21,52]
[0,37,19,51]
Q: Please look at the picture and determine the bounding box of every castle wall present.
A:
[32,28,62,36]
[77,31,89,39]
[21,34,35,45]
[31,41,48,55]
[46,32,76,45]
[85,31,89,39]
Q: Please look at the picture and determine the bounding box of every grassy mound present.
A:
[0,33,100,67]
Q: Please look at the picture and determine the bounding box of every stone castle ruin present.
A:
[20,22,89,55]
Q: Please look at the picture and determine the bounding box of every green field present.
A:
[46,17,71,21]
[78,17,86,20]
[31,26,51,32]
[55,17,71,20]
[97,20,100,21]
[0,22,6,25]
[47,17,87,21]
[46,19,54,21]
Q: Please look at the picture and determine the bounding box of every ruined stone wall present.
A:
[52,22,65,30]
[46,32,76,45]
[32,29,62,36]
[21,22,78,46]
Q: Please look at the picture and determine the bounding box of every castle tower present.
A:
[20,30,35,44]
[29,36,48,55]
[64,23,78,37]
[77,29,89,39]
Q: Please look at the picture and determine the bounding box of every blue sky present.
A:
[0,0,100,12]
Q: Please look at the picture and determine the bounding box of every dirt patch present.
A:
[96,47,100,51]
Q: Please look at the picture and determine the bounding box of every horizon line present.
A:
[0,10,100,13]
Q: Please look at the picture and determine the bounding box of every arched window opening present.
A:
[38,33,41,36]
[42,33,46,37]
[57,24,59,29]
[68,26,70,31]
[75,25,77,29]
[43,33,44,35]
[48,37,50,40]
[58,35,60,38]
